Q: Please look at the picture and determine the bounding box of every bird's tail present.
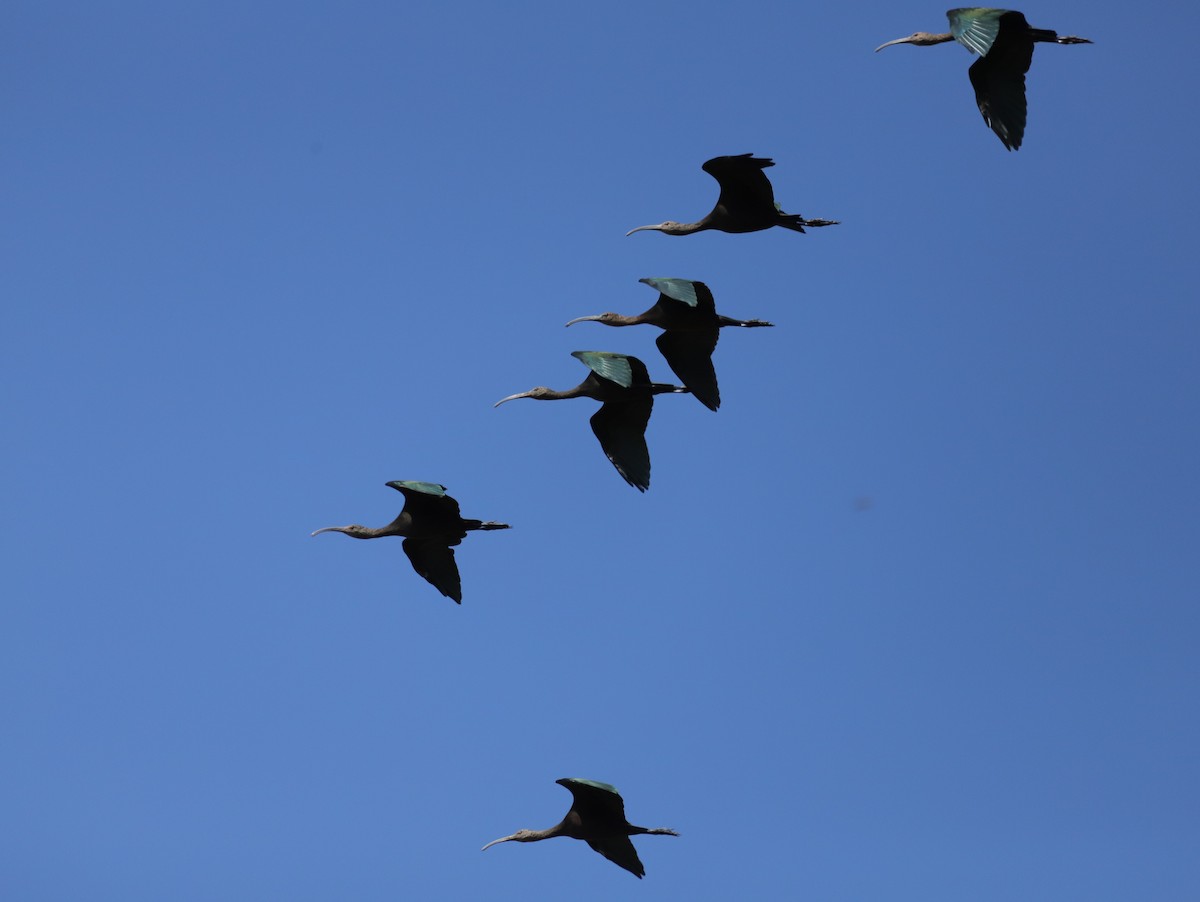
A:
[650,383,691,395]
[778,214,840,233]
[717,315,774,328]
[1032,28,1091,44]
[465,520,511,531]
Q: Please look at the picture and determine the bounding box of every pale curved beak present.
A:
[564,315,602,327]
[494,392,532,408]
[624,224,660,236]
[481,834,516,851]
[310,526,344,537]
[874,36,912,52]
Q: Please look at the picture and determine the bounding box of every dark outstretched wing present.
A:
[968,46,1030,150]
[589,397,653,491]
[586,836,646,878]
[963,11,1034,150]
[558,778,630,824]
[389,480,467,536]
[702,154,777,218]
[401,537,463,603]
[557,779,648,876]
[656,328,720,411]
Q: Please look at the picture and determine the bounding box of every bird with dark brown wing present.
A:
[626,153,839,236]
[482,778,678,878]
[495,351,688,492]
[876,8,1092,150]
[566,277,773,411]
[311,481,509,604]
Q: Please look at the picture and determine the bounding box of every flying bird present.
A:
[566,277,773,411]
[311,480,509,604]
[875,8,1092,150]
[482,778,679,879]
[494,351,688,491]
[625,154,839,236]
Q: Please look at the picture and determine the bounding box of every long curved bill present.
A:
[310,526,346,537]
[494,391,534,408]
[564,315,603,327]
[874,35,915,52]
[480,833,519,851]
[624,224,662,236]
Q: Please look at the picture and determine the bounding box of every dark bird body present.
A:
[566,278,772,411]
[494,351,688,491]
[626,154,838,236]
[876,8,1092,150]
[482,778,678,878]
[311,481,509,604]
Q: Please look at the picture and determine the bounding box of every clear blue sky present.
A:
[3,2,1198,899]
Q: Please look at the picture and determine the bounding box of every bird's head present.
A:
[875,32,947,51]
[494,387,552,406]
[311,524,371,539]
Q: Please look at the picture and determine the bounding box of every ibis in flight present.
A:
[311,481,509,604]
[482,778,678,879]
[625,154,839,236]
[875,8,1092,150]
[494,351,688,492]
[566,277,773,411]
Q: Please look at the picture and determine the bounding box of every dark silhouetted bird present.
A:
[311,481,509,604]
[875,8,1092,150]
[495,351,688,492]
[482,778,678,878]
[626,154,838,236]
[566,277,773,411]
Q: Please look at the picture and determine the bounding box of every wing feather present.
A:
[948,8,1007,56]
[967,30,1032,149]
[586,837,646,878]
[702,154,777,218]
[640,277,702,309]
[656,329,720,411]
[401,538,463,603]
[589,399,653,491]
[390,481,464,530]
[573,350,634,388]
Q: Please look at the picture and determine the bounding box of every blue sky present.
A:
[3,2,1198,899]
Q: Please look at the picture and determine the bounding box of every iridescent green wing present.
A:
[389,480,446,497]
[639,277,714,314]
[572,350,636,388]
[947,8,1008,56]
